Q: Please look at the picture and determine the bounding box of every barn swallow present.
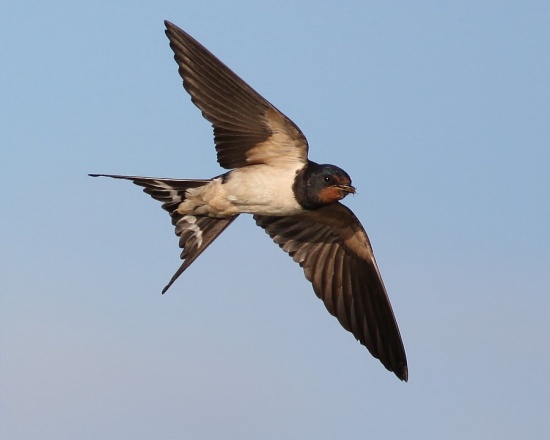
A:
[91,21,408,381]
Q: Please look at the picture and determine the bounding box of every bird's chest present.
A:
[220,165,304,216]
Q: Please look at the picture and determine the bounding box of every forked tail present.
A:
[90,174,238,292]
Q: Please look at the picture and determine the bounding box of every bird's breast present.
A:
[217,164,305,216]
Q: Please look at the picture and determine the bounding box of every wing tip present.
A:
[396,364,408,382]
[164,20,176,31]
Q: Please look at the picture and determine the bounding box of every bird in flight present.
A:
[91,20,408,381]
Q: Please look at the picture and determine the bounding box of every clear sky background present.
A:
[1,1,548,439]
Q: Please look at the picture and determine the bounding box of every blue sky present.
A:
[1,1,548,439]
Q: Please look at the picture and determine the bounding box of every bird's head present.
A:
[294,162,356,209]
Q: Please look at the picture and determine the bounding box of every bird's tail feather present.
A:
[89,174,237,292]
[89,173,211,212]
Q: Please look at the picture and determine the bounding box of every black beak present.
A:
[338,184,356,194]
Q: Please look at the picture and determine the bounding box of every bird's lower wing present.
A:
[254,203,407,381]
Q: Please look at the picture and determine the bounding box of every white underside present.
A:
[176,164,304,217]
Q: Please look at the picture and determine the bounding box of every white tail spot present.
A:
[183,215,203,248]
[154,180,182,203]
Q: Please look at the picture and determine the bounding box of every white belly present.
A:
[222,165,303,215]
[178,164,304,217]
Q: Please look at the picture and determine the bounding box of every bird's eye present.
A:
[324,175,332,183]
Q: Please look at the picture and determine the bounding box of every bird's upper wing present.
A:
[90,174,237,293]
[254,203,408,381]
[165,20,309,169]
